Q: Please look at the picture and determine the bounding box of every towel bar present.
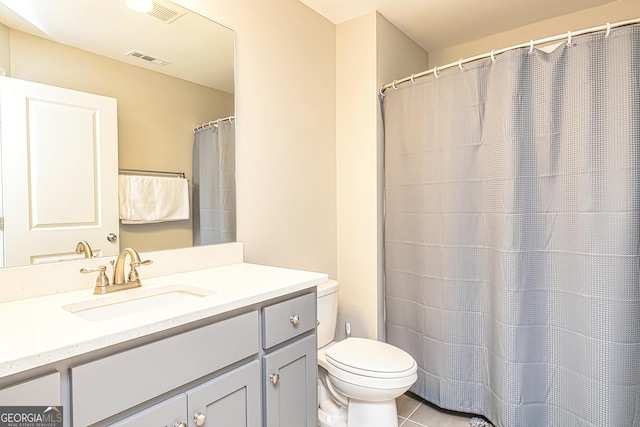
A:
[118,168,186,179]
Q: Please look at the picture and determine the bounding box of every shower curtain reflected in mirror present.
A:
[192,120,236,245]
[382,26,640,427]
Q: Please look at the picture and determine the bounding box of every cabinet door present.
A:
[186,361,261,427]
[107,394,187,427]
[263,335,317,427]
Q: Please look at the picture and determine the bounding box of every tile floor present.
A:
[396,393,493,427]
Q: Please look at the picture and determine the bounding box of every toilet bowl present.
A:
[317,280,417,427]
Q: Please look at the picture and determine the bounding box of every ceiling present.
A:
[298,0,619,52]
[0,0,234,93]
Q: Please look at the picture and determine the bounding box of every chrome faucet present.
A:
[80,247,152,294]
[112,247,153,285]
[75,241,94,258]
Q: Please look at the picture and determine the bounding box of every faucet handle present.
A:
[80,265,107,275]
[130,259,153,268]
[128,259,153,282]
[80,265,110,293]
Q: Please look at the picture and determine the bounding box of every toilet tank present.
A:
[316,280,339,348]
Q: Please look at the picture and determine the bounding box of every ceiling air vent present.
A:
[125,50,171,66]
[146,0,187,23]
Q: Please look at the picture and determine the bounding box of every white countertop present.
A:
[0,263,328,378]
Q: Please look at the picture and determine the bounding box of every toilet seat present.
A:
[325,338,417,379]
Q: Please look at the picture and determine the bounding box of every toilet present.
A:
[317,280,418,427]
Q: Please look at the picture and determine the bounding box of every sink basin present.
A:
[63,284,215,322]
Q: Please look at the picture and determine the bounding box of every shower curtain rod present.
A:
[193,115,235,133]
[380,18,640,96]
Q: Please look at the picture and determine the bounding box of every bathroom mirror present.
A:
[0,0,235,267]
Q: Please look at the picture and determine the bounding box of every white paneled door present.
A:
[0,77,119,267]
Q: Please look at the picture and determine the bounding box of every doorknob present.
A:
[106,233,118,242]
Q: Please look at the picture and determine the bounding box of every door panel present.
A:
[0,77,119,267]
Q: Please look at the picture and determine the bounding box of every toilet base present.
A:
[318,406,347,427]
[318,380,348,427]
[318,398,399,427]
[347,399,398,427]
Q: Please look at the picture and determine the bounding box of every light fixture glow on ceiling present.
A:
[125,0,153,13]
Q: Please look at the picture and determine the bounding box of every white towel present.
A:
[118,175,189,224]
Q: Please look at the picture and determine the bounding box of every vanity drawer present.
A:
[262,292,316,349]
[0,371,61,405]
[71,311,259,426]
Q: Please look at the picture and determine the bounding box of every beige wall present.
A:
[175,0,338,278]
[336,12,428,340]
[336,13,378,340]
[0,23,8,73]
[7,30,234,252]
[429,0,640,66]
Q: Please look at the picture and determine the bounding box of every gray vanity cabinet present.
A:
[0,287,320,427]
[109,361,261,427]
[262,293,317,427]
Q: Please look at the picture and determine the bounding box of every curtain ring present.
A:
[433,66,439,79]
[529,40,534,54]
[605,22,611,38]
[458,59,464,71]
[392,80,398,90]
[410,74,416,84]
[491,49,496,63]
[379,86,385,97]
[567,30,572,46]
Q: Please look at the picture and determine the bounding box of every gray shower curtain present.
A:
[192,120,236,245]
[383,26,640,427]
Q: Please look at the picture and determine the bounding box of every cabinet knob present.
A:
[270,373,280,384]
[106,233,118,242]
[193,412,206,426]
[289,315,300,325]
[174,423,187,427]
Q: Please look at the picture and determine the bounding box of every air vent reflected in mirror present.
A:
[125,50,171,66]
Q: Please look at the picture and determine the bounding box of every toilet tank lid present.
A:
[317,279,339,297]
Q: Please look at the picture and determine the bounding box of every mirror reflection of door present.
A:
[0,76,119,267]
